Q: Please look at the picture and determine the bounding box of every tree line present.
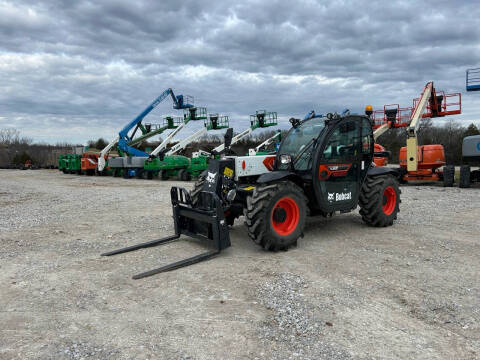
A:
[1,121,479,168]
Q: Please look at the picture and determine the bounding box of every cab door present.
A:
[313,117,363,212]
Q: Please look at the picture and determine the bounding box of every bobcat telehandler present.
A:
[102,110,401,279]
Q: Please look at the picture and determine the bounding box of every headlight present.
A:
[279,154,292,164]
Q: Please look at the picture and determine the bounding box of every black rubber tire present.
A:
[123,170,130,179]
[190,171,206,206]
[147,171,153,180]
[62,169,67,174]
[159,170,169,180]
[177,169,186,181]
[180,169,191,181]
[359,175,401,227]
[443,165,455,187]
[459,165,471,188]
[244,181,307,251]
[398,167,408,184]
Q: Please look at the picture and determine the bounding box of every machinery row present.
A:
[58,88,281,181]
[57,82,479,188]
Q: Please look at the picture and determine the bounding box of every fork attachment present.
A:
[102,186,231,279]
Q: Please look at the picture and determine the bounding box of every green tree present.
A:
[463,123,480,137]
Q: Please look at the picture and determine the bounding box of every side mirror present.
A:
[289,117,301,128]
[224,128,233,149]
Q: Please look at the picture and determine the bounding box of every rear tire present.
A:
[443,165,455,187]
[359,175,401,227]
[179,169,191,181]
[177,169,186,181]
[244,181,307,251]
[159,170,169,180]
[459,165,470,188]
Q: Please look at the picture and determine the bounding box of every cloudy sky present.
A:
[0,0,479,144]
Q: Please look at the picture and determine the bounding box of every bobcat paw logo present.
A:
[327,192,334,201]
[206,171,216,184]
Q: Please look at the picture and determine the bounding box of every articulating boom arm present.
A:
[98,135,120,171]
[373,123,391,141]
[406,82,434,172]
[117,89,193,158]
[166,127,208,156]
[149,120,190,157]
[249,130,282,155]
[212,127,253,154]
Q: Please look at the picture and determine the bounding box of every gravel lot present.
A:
[1,169,479,359]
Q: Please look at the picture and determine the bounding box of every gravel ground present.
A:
[1,169,479,359]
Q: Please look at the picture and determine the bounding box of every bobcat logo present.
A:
[206,171,216,184]
[327,192,334,201]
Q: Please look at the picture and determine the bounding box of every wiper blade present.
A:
[293,138,316,164]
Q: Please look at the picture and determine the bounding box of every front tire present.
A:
[459,165,470,188]
[190,171,206,206]
[244,181,307,251]
[443,165,455,187]
[359,175,401,227]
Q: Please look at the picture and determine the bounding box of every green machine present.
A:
[142,113,228,180]
[186,110,279,179]
[63,154,82,174]
[58,154,67,172]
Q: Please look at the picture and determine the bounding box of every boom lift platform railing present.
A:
[413,90,461,118]
[250,110,278,130]
[205,114,229,130]
[466,67,480,92]
[372,104,412,129]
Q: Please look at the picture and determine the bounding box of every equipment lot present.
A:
[1,170,479,359]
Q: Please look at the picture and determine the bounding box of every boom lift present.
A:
[188,111,279,179]
[398,82,461,185]
[102,110,401,279]
[143,113,231,180]
[97,89,194,172]
[142,126,209,180]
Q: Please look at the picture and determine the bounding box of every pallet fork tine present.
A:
[101,187,231,279]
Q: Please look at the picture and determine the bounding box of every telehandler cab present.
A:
[102,111,401,279]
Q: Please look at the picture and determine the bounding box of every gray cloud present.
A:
[0,0,479,144]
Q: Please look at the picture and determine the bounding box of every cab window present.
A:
[322,121,361,161]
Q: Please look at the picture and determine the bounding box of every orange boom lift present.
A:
[370,82,461,185]
[400,82,461,184]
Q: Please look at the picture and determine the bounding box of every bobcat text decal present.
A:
[327,192,352,202]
